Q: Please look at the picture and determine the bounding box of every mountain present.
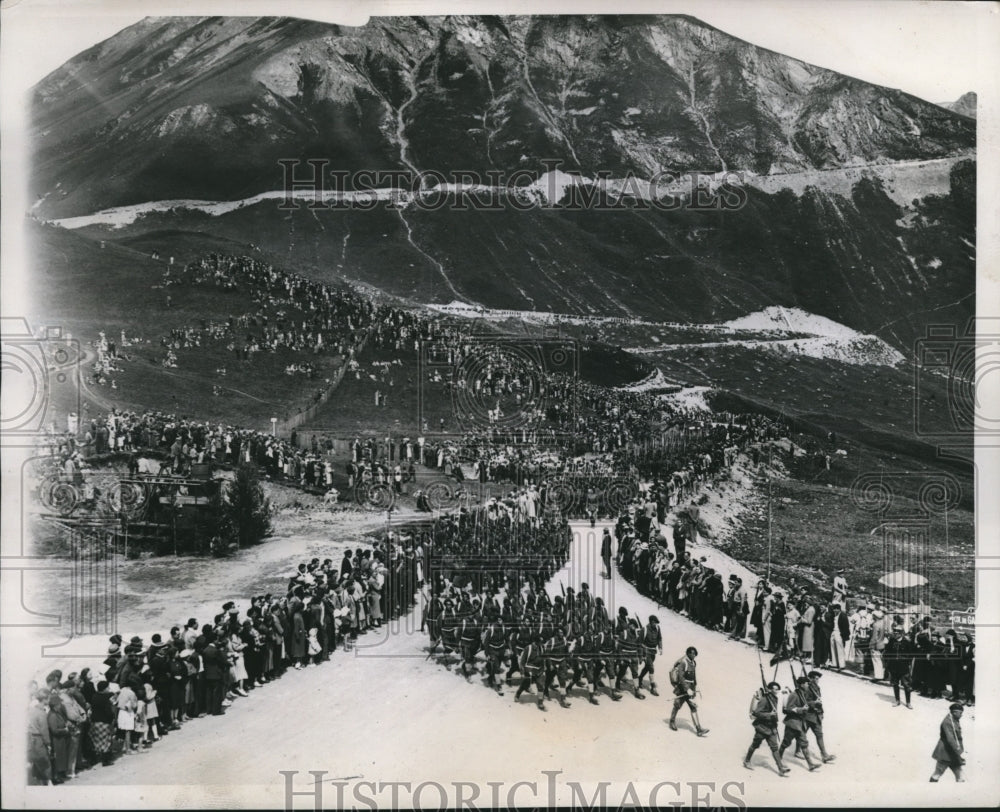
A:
[29,15,975,355]
[938,91,977,119]
[31,15,974,217]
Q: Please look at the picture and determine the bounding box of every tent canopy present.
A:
[878,569,928,589]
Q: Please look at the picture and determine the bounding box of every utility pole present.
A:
[766,441,773,582]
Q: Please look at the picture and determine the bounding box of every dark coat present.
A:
[931,713,964,765]
[202,642,227,680]
[782,688,809,732]
[289,612,307,659]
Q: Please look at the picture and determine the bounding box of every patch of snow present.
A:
[658,385,713,411]
[723,306,856,338]
[616,368,680,393]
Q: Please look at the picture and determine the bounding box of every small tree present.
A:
[211,463,272,554]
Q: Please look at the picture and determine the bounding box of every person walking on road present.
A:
[668,646,708,736]
[601,528,613,579]
[778,677,822,771]
[930,703,966,782]
[743,681,790,775]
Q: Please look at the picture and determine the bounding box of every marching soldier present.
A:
[506,619,533,687]
[796,670,835,763]
[597,623,623,701]
[482,611,507,694]
[778,677,822,771]
[638,615,663,696]
[515,634,546,710]
[668,647,709,736]
[744,681,790,775]
[438,598,460,665]
[615,618,646,700]
[458,606,482,681]
[567,626,600,705]
[543,626,572,708]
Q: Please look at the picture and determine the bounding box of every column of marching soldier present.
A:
[424,576,863,776]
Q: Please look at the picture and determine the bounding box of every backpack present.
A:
[669,659,685,687]
[749,688,768,719]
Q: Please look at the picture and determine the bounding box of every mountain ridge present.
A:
[31,14,974,218]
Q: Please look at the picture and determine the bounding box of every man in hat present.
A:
[884,625,915,708]
[797,670,835,763]
[744,681,789,775]
[930,704,966,782]
[869,608,889,681]
[601,528,613,580]
[778,677,822,771]
[668,646,708,736]
[827,603,849,670]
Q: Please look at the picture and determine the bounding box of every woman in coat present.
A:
[813,601,830,666]
[88,682,116,765]
[768,595,787,654]
[800,599,816,660]
[290,607,307,669]
[47,693,71,783]
[367,570,383,628]
[27,690,52,784]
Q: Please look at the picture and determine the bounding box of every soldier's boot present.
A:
[800,742,821,770]
[649,681,659,697]
[772,749,790,775]
[743,747,755,770]
[559,692,571,709]
[537,693,546,710]
[634,686,646,700]
[611,688,622,701]
[692,711,709,736]
[588,690,599,705]
[668,710,678,731]
[816,733,835,762]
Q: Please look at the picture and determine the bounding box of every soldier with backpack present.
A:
[638,615,664,696]
[779,677,822,771]
[744,681,790,775]
[668,646,708,736]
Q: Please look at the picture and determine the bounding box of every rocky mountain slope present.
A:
[31,15,974,216]
[29,15,975,355]
[939,91,977,119]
